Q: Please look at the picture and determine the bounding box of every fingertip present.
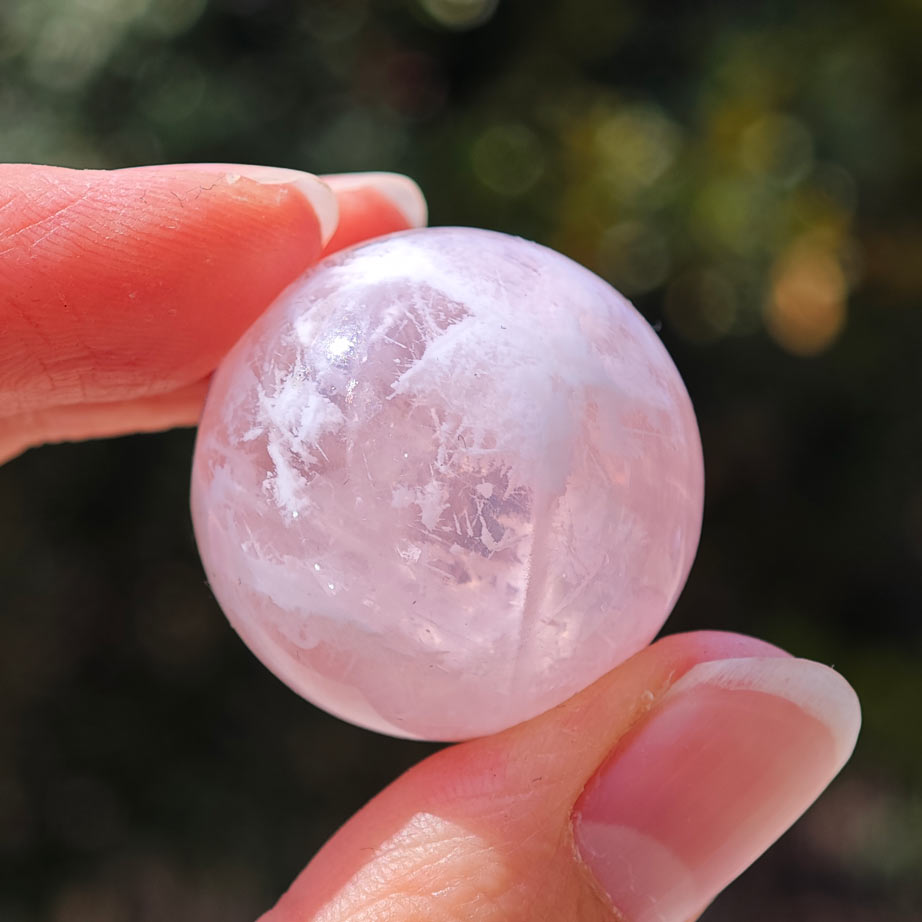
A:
[654,629,793,665]
[0,163,333,416]
[322,172,428,254]
[121,162,340,246]
[221,166,340,246]
[573,654,861,921]
[325,172,428,228]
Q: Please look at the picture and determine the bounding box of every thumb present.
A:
[264,631,860,922]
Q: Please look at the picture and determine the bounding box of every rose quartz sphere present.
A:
[191,227,704,740]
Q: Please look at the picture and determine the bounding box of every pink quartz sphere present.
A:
[191,227,704,740]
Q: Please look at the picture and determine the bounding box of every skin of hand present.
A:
[0,164,861,922]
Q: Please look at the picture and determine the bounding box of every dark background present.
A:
[1,0,920,919]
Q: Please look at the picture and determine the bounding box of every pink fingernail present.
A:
[573,656,861,922]
[323,172,428,228]
[226,166,339,246]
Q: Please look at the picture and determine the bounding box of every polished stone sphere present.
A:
[191,227,704,740]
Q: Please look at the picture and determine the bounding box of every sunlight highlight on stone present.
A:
[191,228,704,740]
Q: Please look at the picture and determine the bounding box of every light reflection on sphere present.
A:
[191,227,704,740]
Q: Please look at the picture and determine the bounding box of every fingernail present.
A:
[573,656,861,922]
[227,166,339,246]
[324,172,428,228]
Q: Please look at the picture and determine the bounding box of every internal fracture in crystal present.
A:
[191,227,704,740]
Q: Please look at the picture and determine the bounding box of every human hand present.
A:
[0,163,425,462]
[0,164,860,922]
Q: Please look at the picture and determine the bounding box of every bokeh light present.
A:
[594,104,682,197]
[740,114,814,186]
[471,122,545,195]
[765,238,848,355]
[417,0,499,30]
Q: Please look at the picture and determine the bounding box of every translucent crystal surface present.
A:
[191,228,704,740]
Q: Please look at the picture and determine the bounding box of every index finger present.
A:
[0,164,425,460]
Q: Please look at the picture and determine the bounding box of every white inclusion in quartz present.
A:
[191,227,704,741]
[255,375,345,516]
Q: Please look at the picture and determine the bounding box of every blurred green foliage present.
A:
[0,0,920,920]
